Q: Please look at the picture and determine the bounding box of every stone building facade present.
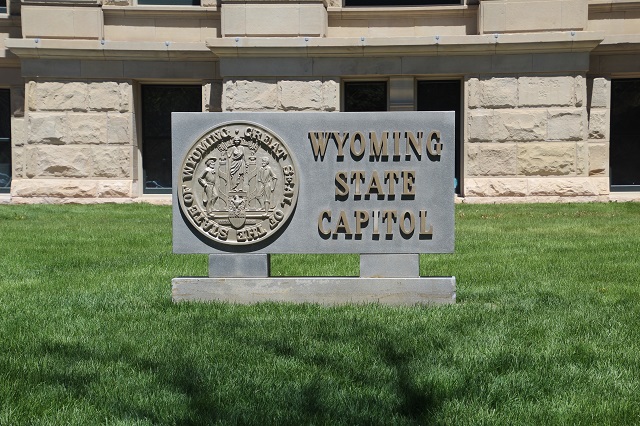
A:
[0,0,638,203]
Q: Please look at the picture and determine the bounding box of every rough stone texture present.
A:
[467,110,494,142]
[588,109,608,140]
[106,113,133,144]
[28,81,88,112]
[11,117,25,147]
[97,180,133,198]
[203,81,223,112]
[467,143,517,176]
[467,77,481,109]
[278,79,323,111]
[25,146,91,178]
[223,79,278,111]
[478,77,518,108]
[92,146,131,178]
[528,177,599,197]
[590,77,610,109]
[11,146,23,179]
[461,195,610,204]
[576,142,588,176]
[494,109,547,142]
[88,82,131,113]
[27,80,132,113]
[547,108,586,141]
[517,143,576,176]
[575,75,586,108]
[67,113,108,145]
[322,79,339,111]
[223,78,339,112]
[11,85,25,118]
[518,76,577,107]
[12,178,98,198]
[465,178,528,197]
[592,176,610,195]
[27,113,67,145]
[588,142,609,176]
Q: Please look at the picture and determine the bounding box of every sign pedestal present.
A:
[172,254,456,305]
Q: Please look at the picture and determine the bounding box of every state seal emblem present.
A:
[178,122,299,245]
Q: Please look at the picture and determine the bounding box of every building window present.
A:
[417,80,461,194]
[610,79,640,190]
[344,0,460,6]
[141,85,201,194]
[137,0,200,5]
[0,89,10,193]
[344,81,388,112]
[0,0,7,14]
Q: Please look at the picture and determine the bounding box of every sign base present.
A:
[172,277,456,306]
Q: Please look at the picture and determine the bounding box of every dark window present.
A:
[138,0,200,5]
[141,85,201,193]
[345,0,460,6]
[344,81,388,112]
[0,0,6,14]
[610,79,640,190]
[0,89,10,192]
[417,80,461,194]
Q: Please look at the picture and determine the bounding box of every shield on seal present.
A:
[228,192,247,229]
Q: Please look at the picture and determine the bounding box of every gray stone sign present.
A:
[172,112,456,305]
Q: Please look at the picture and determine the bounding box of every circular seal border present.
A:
[177,121,299,246]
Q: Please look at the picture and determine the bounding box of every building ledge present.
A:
[206,32,604,58]
[593,34,640,53]
[5,38,214,61]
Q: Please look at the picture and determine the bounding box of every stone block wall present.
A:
[12,80,137,203]
[222,78,339,112]
[464,74,609,201]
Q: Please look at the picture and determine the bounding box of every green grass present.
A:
[0,202,639,425]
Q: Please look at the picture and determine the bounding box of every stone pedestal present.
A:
[172,276,456,305]
[172,254,456,305]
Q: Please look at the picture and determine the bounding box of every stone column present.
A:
[12,80,136,202]
[10,86,26,190]
[585,77,610,185]
[464,73,608,201]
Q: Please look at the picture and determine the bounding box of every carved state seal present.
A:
[178,122,299,246]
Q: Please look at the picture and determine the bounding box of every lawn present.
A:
[0,202,639,425]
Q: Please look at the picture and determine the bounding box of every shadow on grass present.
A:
[378,338,439,422]
[29,305,466,424]
[37,340,220,425]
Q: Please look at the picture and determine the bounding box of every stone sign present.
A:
[173,112,454,254]
[172,112,456,305]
